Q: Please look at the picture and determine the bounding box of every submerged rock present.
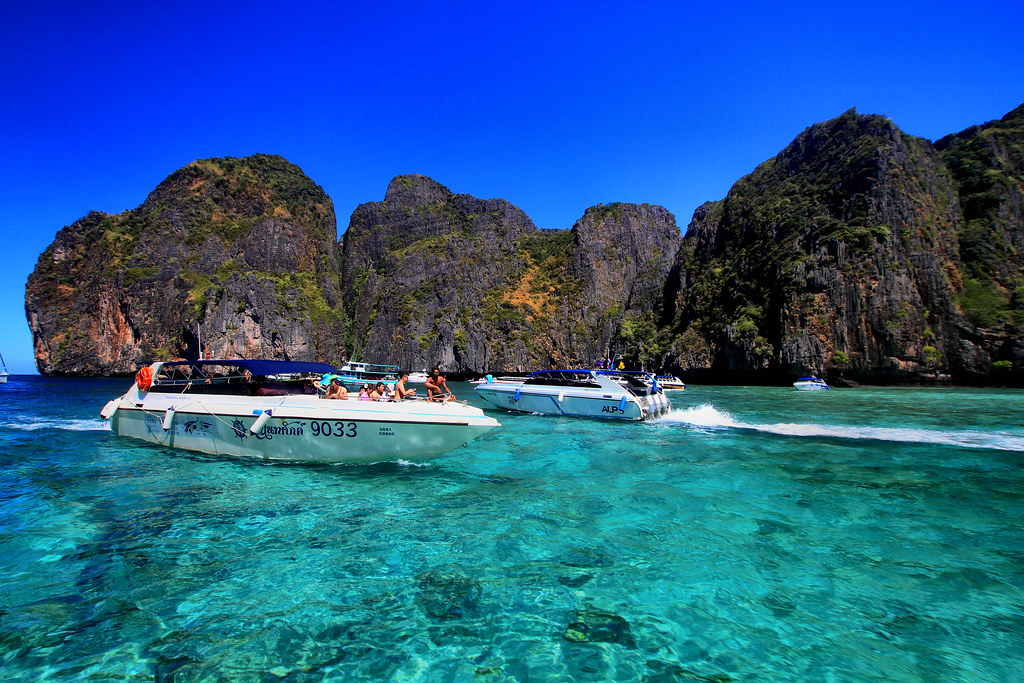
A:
[563,609,636,648]
[643,659,735,682]
[558,573,594,588]
[559,546,616,569]
[415,565,483,621]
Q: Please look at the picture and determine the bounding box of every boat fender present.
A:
[250,409,272,433]
[136,366,154,391]
[513,387,521,402]
[161,407,175,431]
[618,396,628,412]
[486,374,493,383]
[100,399,119,419]
[558,389,565,403]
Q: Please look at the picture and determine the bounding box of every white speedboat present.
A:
[100,360,500,464]
[333,361,402,391]
[475,369,671,420]
[406,371,430,384]
[655,375,686,390]
[793,377,829,391]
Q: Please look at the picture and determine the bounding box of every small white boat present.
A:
[793,377,829,391]
[475,369,671,420]
[100,360,500,464]
[655,375,686,390]
[406,371,430,384]
[0,351,8,384]
[333,361,401,391]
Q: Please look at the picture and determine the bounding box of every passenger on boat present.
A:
[325,378,348,400]
[371,382,389,400]
[426,367,455,402]
[395,372,417,400]
[358,384,371,401]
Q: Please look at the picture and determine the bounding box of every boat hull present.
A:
[106,390,499,464]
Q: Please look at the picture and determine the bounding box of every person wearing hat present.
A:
[325,377,348,400]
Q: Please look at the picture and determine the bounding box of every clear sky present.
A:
[2,1,1022,374]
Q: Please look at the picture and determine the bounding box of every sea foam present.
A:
[0,417,109,432]
[653,404,1024,451]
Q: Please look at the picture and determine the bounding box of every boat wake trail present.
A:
[653,404,1024,452]
[0,417,109,432]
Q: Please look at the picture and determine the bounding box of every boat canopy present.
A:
[158,359,336,376]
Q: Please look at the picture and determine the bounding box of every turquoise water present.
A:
[1,377,1023,681]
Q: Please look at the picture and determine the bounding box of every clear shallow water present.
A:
[1,377,1022,681]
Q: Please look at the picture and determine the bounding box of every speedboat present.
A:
[793,377,829,391]
[100,359,500,464]
[333,361,402,391]
[655,375,686,390]
[474,369,671,420]
[406,370,430,384]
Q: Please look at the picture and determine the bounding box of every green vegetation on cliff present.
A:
[937,104,1024,328]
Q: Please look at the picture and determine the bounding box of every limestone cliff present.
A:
[339,176,682,372]
[24,104,1024,384]
[25,155,345,375]
[668,108,1022,384]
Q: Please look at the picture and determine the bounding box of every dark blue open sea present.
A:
[1,376,1023,681]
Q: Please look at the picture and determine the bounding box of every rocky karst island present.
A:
[26,104,1024,385]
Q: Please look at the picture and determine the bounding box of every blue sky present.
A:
[2,0,1022,374]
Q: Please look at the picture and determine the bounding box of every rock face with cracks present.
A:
[26,155,344,375]
[668,106,1024,385]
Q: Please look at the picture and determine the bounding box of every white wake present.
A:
[0,417,109,432]
[653,404,1024,452]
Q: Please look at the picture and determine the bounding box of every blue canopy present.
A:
[160,359,336,376]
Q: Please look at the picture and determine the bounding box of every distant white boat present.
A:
[655,375,686,390]
[0,352,8,384]
[793,377,829,391]
[406,371,430,384]
[333,361,401,391]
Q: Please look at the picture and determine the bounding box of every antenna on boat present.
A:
[195,322,203,360]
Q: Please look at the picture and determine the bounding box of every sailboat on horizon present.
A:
[0,352,9,384]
